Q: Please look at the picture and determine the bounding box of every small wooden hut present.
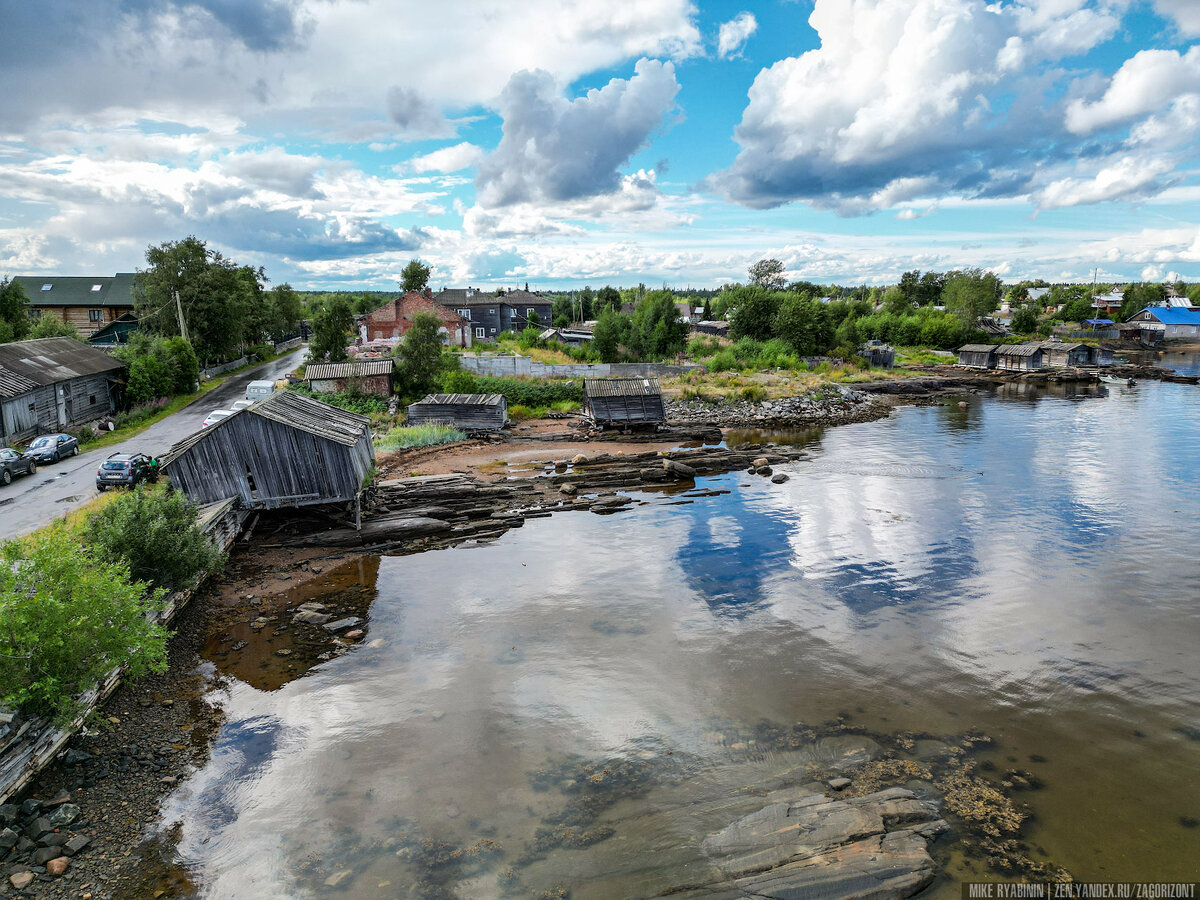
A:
[956,345,999,369]
[160,391,374,513]
[305,359,394,397]
[1039,342,1090,368]
[406,393,507,432]
[994,343,1044,372]
[858,340,895,368]
[583,377,665,428]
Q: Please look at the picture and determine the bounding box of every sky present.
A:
[1,0,1198,291]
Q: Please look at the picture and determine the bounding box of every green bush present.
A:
[247,342,273,363]
[438,372,583,407]
[289,385,389,416]
[375,423,465,451]
[0,530,170,723]
[85,487,225,592]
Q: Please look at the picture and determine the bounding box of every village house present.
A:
[956,344,999,369]
[0,337,126,444]
[12,274,136,339]
[994,343,1044,372]
[433,287,553,341]
[160,391,374,515]
[362,290,470,347]
[305,359,394,397]
[407,393,508,432]
[1129,306,1200,340]
[583,377,666,429]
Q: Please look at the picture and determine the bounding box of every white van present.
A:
[245,380,276,402]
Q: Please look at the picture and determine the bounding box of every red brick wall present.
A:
[365,292,468,346]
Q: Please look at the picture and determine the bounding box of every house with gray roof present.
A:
[433,287,552,340]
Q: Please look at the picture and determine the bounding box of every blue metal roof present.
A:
[1135,307,1200,325]
[1082,318,1114,326]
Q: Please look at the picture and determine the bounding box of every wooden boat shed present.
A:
[994,343,1044,372]
[406,393,507,432]
[160,391,374,513]
[1039,342,1090,368]
[583,377,666,428]
[956,345,999,369]
[305,359,394,397]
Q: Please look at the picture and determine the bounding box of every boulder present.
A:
[45,856,69,877]
[9,872,33,890]
[323,617,364,633]
[0,827,18,850]
[663,459,697,480]
[752,457,769,468]
[63,835,90,857]
[771,473,789,484]
[293,609,331,626]
[756,466,773,476]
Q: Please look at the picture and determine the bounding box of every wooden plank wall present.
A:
[407,403,506,431]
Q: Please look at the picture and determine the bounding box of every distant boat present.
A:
[1100,375,1136,386]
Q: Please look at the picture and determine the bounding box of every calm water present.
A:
[150,381,1200,897]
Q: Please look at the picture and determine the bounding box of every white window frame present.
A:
[475,326,485,338]
[88,308,103,322]
[457,308,471,320]
[526,308,535,317]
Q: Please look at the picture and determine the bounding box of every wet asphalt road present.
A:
[0,347,307,542]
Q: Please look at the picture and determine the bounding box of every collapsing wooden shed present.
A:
[160,391,374,512]
[406,393,507,432]
[583,377,665,428]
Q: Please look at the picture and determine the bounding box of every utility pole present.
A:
[174,289,190,344]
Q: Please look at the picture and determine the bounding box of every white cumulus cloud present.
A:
[717,12,757,59]
[408,143,485,174]
[1065,46,1200,134]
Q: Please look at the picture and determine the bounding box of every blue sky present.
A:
[1,0,1198,290]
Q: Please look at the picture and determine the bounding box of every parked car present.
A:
[95,453,158,491]
[230,398,255,411]
[202,409,234,428]
[245,379,276,402]
[1,447,38,485]
[23,432,80,463]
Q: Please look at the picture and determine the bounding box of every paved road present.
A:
[0,347,307,542]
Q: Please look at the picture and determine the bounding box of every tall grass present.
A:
[375,423,466,452]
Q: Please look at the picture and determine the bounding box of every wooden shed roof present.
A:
[412,393,505,406]
[0,337,124,388]
[0,364,39,400]
[162,391,371,465]
[957,344,999,353]
[305,360,394,379]
[583,377,662,398]
[996,343,1043,357]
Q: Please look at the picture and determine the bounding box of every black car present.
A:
[24,432,80,463]
[96,453,158,490]
[1,447,38,486]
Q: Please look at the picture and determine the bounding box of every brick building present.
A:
[361,291,471,347]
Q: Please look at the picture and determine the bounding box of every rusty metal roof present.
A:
[305,360,395,380]
[0,337,124,388]
[160,391,371,467]
[412,393,505,406]
[583,377,662,398]
[0,364,39,399]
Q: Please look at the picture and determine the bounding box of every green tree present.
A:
[942,268,1001,328]
[552,295,573,327]
[629,290,688,360]
[0,530,170,723]
[595,285,620,315]
[86,488,224,591]
[134,236,265,363]
[395,311,446,398]
[591,306,625,362]
[748,258,787,290]
[270,283,303,338]
[308,297,354,362]
[400,259,432,293]
[1011,304,1040,335]
[774,294,832,355]
[881,286,911,316]
[916,271,945,306]
[29,317,81,340]
[898,270,920,305]
[0,277,31,343]
[1120,283,1166,321]
[702,298,713,321]
[579,285,597,319]
[727,285,781,341]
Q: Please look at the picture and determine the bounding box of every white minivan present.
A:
[245,380,276,402]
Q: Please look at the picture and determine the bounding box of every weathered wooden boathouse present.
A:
[583,377,666,428]
[160,391,374,512]
[858,340,895,368]
[956,344,999,369]
[1039,342,1090,368]
[994,343,1044,372]
[406,393,507,432]
[0,337,125,444]
[305,359,394,397]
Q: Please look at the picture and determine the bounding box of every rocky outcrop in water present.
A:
[667,386,886,429]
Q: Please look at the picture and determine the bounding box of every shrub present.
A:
[453,374,582,407]
[289,385,389,416]
[85,487,225,592]
[740,384,768,403]
[76,426,98,446]
[375,423,465,452]
[247,342,273,363]
[0,529,170,723]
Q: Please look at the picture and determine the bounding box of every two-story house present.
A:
[12,273,136,338]
[433,287,553,342]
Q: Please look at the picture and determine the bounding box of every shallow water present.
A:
[148,381,1200,897]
